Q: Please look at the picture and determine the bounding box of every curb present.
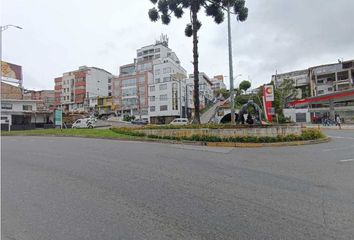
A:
[205,137,330,148]
[2,134,330,148]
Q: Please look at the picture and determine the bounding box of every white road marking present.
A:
[323,145,354,152]
[339,159,354,163]
[328,135,354,140]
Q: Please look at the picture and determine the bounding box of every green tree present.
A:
[273,79,297,122]
[214,88,230,99]
[148,0,248,123]
[239,80,251,93]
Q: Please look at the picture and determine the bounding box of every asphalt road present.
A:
[2,129,354,240]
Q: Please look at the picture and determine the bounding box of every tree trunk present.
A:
[191,2,200,124]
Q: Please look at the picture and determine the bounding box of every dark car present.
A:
[131,119,148,125]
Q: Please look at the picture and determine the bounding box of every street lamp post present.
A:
[227,4,236,124]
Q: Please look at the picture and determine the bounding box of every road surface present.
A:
[2,129,354,239]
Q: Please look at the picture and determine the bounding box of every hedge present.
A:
[110,127,324,143]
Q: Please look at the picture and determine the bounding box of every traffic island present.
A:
[110,125,327,147]
[2,125,328,147]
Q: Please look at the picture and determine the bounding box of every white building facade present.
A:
[186,72,214,110]
[1,99,53,130]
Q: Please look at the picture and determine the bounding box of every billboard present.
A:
[264,85,274,102]
[55,109,62,126]
[1,61,23,80]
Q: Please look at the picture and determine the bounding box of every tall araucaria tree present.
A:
[148,0,248,124]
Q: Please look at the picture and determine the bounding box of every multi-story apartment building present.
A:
[271,69,310,99]
[211,75,227,92]
[114,63,153,117]
[273,59,354,123]
[186,72,214,110]
[271,59,354,98]
[309,60,354,96]
[54,66,113,112]
[114,36,189,124]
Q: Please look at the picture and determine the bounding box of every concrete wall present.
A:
[1,82,22,100]
[139,125,301,138]
[283,108,311,123]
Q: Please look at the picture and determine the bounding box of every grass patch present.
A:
[2,127,325,144]
[1,128,140,139]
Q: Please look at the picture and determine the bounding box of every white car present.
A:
[170,118,189,125]
[72,118,95,129]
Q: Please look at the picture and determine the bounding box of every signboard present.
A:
[55,109,62,126]
[1,61,22,80]
[264,85,274,102]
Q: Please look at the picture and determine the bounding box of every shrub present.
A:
[300,129,324,140]
[110,127,325,144]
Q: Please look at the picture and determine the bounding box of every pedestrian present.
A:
[335,114,342,129]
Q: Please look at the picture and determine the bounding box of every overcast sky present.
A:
[2,0,354,90]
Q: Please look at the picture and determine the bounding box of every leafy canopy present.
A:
[239,80,251,93]
[148,0,248,37]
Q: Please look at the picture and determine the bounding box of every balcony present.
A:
[75,81,86,87]
[74,89,86,95]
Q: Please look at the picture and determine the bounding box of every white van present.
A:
[72,118,95,129]
[170,118,189,125]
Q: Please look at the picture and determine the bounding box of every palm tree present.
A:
[148,0,248,124]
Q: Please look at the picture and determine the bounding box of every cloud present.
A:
[2,0,353,90]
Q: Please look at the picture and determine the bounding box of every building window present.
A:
[150,86,155,92]
[23,105,33,111]
[160,94,168,101]
[155,69,160,75]
[139,76,145,83]
[150,96,155,102]
[163,77,171,82]
[155,48,160,53]
[328,87,333,91]
[155,78,160,83]
[318,90,324,95]
[1,103,12,110]
[159,84,167,90]
[172,83,178,110]
[1,116,8,120]
[122,87,137,97]
[108,78,112,83]
[155,54,160,59]
[108,92,112,96]
[160,105,168,111]
[163,67,171,74]
[150,106,155,112]
[122,78,137,87]
[108,85,112,90]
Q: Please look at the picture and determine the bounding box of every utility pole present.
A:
[227,4,236,124]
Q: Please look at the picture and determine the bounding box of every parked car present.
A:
[131,118,148,125]
[170,118,189,125]
[72,118,95,129]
